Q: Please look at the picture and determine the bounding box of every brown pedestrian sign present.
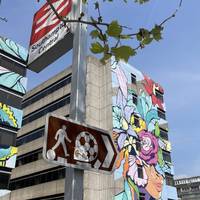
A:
[43,114,117,173]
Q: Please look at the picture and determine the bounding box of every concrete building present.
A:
[175,176,200,200]
[1,56,178,200]
[0,36,27,197]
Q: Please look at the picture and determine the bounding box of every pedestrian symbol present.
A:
[46,125,71,160]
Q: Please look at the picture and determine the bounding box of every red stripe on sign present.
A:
[30,0,72,45]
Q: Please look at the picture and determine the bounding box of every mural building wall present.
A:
[112,61,178,200]
[0,36,27,197]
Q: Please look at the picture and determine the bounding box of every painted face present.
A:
[145,165,164,199]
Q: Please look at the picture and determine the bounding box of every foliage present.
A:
[42,0,182,64]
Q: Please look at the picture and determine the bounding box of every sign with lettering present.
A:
[43,114,117,173]
[28,0,73,72]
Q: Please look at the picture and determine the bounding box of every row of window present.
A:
[22,94,70,126]
[16,148,42,167]
[137,167,174,187]
[132,93,166,120]
[22,74,72,108]
[133,114,168,141]
[29,194,64,200]
[131,73,164,102]
[16,126,44,147]
[9,167,65,190]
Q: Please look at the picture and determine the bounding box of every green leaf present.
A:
[142,37,153,45]
[111,46,136,62]
[127,178,140,199]
[136,33,142,41]
[90,30,99,39]
[90,42,104,54]
[152,25,163,41]
[94,2,99,9]
[155,122,160,137]
[135,0,150,4]
[106,21,122,38]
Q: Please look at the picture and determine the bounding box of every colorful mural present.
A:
[0,36,28,62]
[0,66,27,94]
[0,145,17,169]
[0,102,23,129]
[112,61,177,200]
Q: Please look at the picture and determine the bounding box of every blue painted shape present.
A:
[0,66,27,94]
[0,36,28,62]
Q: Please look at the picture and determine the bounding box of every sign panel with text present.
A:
[28,0,73,72]
[43,114,117,173]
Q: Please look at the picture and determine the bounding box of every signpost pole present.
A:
[64,0,87,199]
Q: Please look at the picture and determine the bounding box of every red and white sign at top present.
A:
[30,0,72,45]
[28,0,73,72]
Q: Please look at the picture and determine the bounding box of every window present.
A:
[0,172,10,189]
[157,108,166,120]
[9,167,65,190]
[131,73,136,84]
[139,193,145,200]
[134,115,140,127]
[16,126,44,146]
[155,89,164,102]
[0,54,26,76]
[162,150,172,163]
[132,93,137,105]
[137,165,143,179]
[22,75,72,108]
[191,185,199,191]
[0,129,16,146]
[165,173,175,186]
[22,94,70,126]
[160,128,168,140]
[16,148,42,167]
[29,194,64,200]
[0,88,23,108]
[136,140,141,151]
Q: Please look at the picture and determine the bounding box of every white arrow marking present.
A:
[101,135,114,169]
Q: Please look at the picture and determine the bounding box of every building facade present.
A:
[111,60,178,200]
[1,56,177,200]
[0,36,27,197]
[175,176,200,200]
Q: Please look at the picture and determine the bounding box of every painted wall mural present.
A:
[112,61,177,200]
[0,102,23,129]
[0,36,28,62]
[0,145,17,169]
[0,66,27,94]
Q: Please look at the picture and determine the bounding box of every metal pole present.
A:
[64,0,87,199]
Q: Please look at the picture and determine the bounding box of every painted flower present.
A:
[123,136,139,155]
[127,155,148,187]
[139,131,159,165]
[142,75,164,110]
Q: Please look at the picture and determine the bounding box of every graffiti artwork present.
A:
[0,66,27,94]
[112,61,177,200]
[0,145,17,169]
[0,102,23,129]
[0,36,28,62]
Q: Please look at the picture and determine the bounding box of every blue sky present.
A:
[0,0,199,177]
